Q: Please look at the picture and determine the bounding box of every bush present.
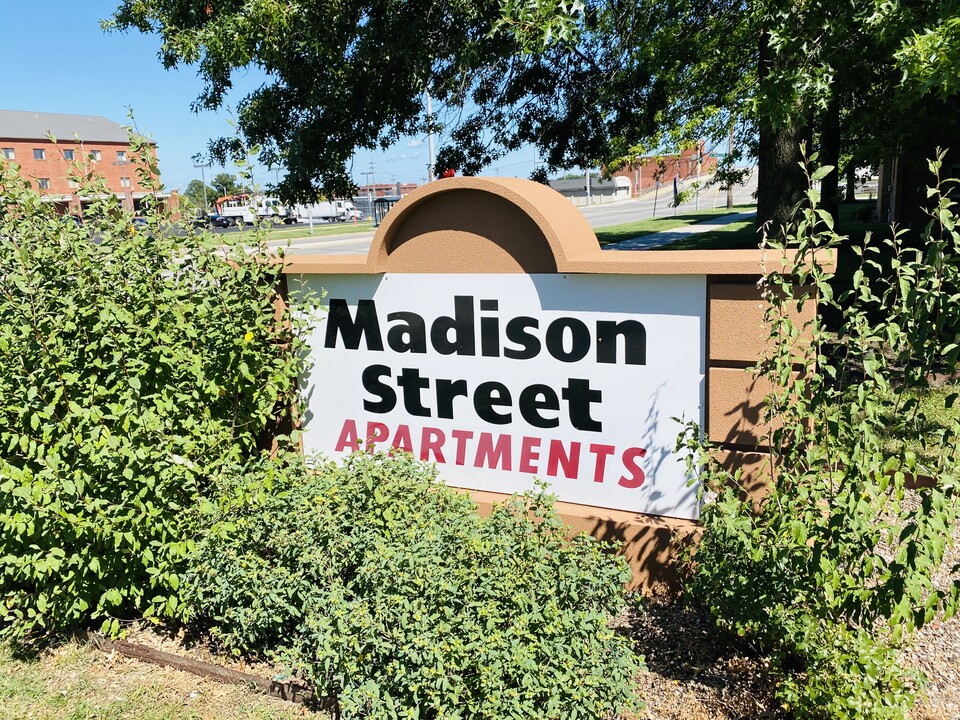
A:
[186,451,642,720]
[0,138,319,642]
[681,154,960,718]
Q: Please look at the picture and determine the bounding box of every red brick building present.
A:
[610,145,718,197]
[0,109,174,215]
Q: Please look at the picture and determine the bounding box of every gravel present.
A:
[626,600,960,720]
[626,507,960,720]
[625,600,785,720]
[903,512,960,720]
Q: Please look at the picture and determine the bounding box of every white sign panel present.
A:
[296,273,705,520]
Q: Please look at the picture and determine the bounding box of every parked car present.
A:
[207,213,233,228]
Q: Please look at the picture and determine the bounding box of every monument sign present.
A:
[283,177,809,587]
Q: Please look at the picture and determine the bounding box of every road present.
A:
[578,168,758,228]
[256,168,759,256]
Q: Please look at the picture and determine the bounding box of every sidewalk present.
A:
[603,210,757,251]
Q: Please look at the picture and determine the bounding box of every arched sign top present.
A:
[368,177,599,274]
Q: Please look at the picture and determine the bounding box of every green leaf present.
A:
[810,165,835,183]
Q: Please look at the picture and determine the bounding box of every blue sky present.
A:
[2,1,539,194]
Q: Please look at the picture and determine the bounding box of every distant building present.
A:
[356,181,419,198]
[874,95,960,225]
[548,145,719,206]
[549,176,631,206]
[610,145,718,198]
[0,109,174,215]
[877,151,960,225]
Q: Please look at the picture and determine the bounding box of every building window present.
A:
[1,148,14,160]
[116,150,126,162]
[89,150,101,161]
[120,176,131,188]
[33,148,45,160]
[37,178,50,190]
[68,179,80,190]
[63,149,75,161]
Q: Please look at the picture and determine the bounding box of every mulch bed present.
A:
[78,509,960,719]
[626,516,960,720]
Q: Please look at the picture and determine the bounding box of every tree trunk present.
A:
[756,122,806,234]
[726,125,734,210]
[819,96,841,227]
[844,163,857,203]
[755,31,807,235]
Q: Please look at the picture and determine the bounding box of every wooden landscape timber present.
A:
[75,630,323,708]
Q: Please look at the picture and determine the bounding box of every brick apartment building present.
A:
[0,109,173,215]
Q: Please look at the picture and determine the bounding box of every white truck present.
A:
[290,199,359,223]
[215,194,294,224]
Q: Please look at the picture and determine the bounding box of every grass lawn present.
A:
[879,383,960,469]
[594,205,755,246]
[653,199,889,251]
[650,218,759,250]
[206,220,376,242]
[235,220,375,243]
[0,642,310,720]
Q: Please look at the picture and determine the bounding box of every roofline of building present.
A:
[0,109,156,145]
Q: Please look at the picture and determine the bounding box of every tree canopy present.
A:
[182,179,213,210]
[108,0,960,226]
[211,172,242,197]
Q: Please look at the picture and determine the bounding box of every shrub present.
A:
[681,153,960,718]
[0,137,319,642]
[186,451,642,720]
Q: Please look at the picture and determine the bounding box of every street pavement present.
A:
[578,167,757,229]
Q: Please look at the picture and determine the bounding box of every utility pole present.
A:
[696,140,702,211]
[727,126,735,210]
[362,166,375,222]
[585,166,592,206]
[426,91,436,182]
[193,161,212,214]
